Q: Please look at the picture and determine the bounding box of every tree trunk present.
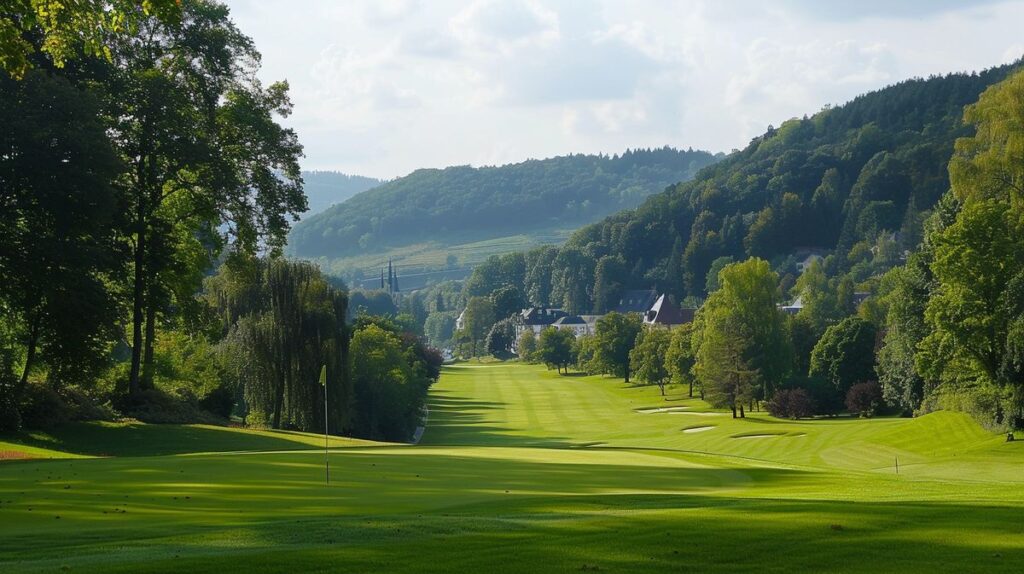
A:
[688,379,693,398]
[128,216,146,396]
[15,313,41,401]
[624,363,630,384]
[272,372,284,429]
[272,348,288,429]
[731,405,737,418]
[141,299,157,389]
[739,404,745,418]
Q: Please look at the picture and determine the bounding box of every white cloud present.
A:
[305,42,421,129]
[722,39,897,143]
[362,0,421,25]
[223,0,1024,179]
[449,0,560,55]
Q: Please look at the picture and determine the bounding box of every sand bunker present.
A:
[682,426,714,433]
[732,432,807,439]
[635,406,691,413]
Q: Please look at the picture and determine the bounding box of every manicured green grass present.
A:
[1,363,1022,573]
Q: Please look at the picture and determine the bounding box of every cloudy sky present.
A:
[224,0,1024,180]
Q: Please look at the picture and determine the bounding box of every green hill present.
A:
[300,170,383,216]
[286,147,722,273]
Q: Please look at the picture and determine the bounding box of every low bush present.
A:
[767,388,816,419]
[20,383,74,429]
[846,381,882,417]
[0,392,21,432]
[199,383,237,419]
[123,388,225,425]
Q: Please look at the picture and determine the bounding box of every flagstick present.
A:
[323,365,329,486]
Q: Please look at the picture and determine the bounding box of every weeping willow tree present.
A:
[208,257,351,433]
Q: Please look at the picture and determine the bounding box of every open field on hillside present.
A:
[1,363,1022,573]
[316,229,574,287]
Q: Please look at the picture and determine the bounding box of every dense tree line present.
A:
[0,1,439,439]
[876,70,1024,428]
[3,0,304,427]
[288,147,721,258]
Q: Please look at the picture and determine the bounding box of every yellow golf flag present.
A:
[319,365,327,386]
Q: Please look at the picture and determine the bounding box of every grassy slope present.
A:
[1,363,1022,573]
[319,229,574,282]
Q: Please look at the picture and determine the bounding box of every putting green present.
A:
[1,362,1022,573]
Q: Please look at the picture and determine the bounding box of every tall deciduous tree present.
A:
[0,0,181,78]
[695,314,757,418]
[490,285,525,321]
[792,260,841,337]
[517,329,537,362]
[106,0,304,395]
[592,312,643,382]
[460,296,496,356]
[876,256,931,412]
[809,316,877,398]
[349,324,417,441]
[538,327,576,374]
[665,323,697,397]
[916,70,1024,426]
[693,258,791,411]
[550,246,593,314]
[592,255,626,314]
[0,70,123,402]
[485,318,518,358]
[631,328,671,395]
[210,258,349,433]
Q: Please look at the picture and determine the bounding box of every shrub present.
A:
[20,384,74,429]
[0,392,21,432]
[767,388,816,419]
[123,388,225,425]
[846,381,882,417]
[800,375,845,416]
[62,388,116,422]
[199,383,237,419]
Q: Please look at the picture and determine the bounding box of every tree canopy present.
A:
[694,258,790,415]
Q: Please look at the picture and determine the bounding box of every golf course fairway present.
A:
[1,362,1022,573]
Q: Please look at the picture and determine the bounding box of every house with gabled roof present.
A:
[614,289,658,314]
[643,294,695,329]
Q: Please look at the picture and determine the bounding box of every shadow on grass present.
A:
[2,423,335,458]
[2,448,1022,574]
[424,391,583,448]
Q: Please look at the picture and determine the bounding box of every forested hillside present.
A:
[301,171,382,215]
[288,147,721,259]
[464,63,1020,314]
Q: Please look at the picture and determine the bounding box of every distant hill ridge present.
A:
[300,170,384,216]
[287,147,722,260]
